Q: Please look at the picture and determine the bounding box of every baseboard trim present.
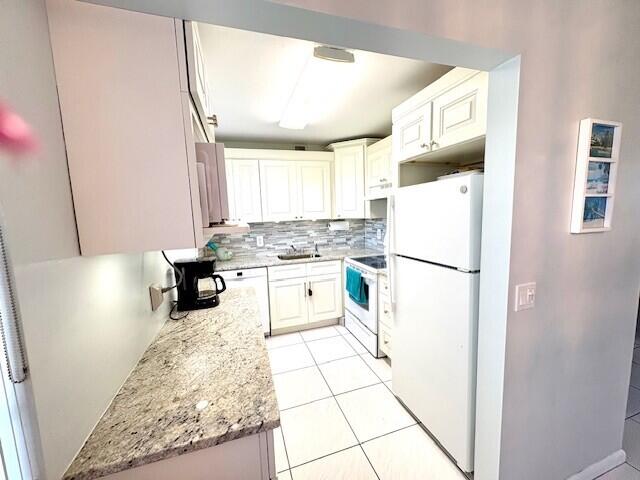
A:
[566,450,626,480]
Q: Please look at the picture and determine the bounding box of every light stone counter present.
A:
[213,247,384,272]
[63,287,279,480]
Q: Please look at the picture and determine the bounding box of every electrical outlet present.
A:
[514,282,536,311]
[149,284,164,311]
[376,229,382,240]
[256,235,264,247]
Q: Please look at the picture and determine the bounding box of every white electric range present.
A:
[343,255,387,358]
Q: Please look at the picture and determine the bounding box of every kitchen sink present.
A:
[277,252,321,261]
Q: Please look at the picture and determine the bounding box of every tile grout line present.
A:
[279,375,387,413]
[266,325,348,351]
[275,326,397,478]
[273,351,362,377]
[287,340,360,476]
[358,353,393,384]
[302,328,413,479]
[302,333,382,480]
[277,407,293,476]
[627,462,640,473]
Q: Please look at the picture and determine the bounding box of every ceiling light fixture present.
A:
[279,46,355,130]
[313,45,355,63]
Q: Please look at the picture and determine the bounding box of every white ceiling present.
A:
[198,24,452,145]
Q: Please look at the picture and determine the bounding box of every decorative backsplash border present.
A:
[210,218,386,257]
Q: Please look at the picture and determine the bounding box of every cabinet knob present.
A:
[420,142,431,151]
[379,178,387,183]
[430,140,439,149]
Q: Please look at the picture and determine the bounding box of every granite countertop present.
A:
[63,287,279,480]
[214,247,384,272]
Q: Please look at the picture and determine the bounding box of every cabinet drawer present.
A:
[379,322,392,358]
[268,263,307,281]
[307,260,342,276]
[378,274,390,296]
[378,294,394,328]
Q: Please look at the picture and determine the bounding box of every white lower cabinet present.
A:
[101,430,274,480]
[268,261,343,332]
[268,277,308,330]
[308,273,343,323]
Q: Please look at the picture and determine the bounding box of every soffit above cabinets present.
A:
[197,23,452,145]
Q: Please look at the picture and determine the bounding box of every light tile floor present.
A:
[266,325,469,480]
[601,344,640,479]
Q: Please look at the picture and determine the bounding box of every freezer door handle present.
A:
[387,195,396,306]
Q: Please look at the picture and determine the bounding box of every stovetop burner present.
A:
[349,255,387,270]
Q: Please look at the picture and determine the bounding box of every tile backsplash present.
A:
[210,218,386,257]
[365,218,387,250]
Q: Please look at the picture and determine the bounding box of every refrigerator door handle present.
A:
[0,213,28,384]
[387,195,396,306]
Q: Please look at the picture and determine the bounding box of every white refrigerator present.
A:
[389,173,483,473]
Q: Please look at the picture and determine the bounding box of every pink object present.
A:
[0,102,38,156]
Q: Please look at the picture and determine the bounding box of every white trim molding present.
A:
[566,450,626,480]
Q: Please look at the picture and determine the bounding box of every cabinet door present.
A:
[259,161,298,221]
[47,0,200,255]
[392,102,432,163]
[269,278,308,330]
[334,145,365,218]
[307,273,343,323]
[227,159,262,223]
[297,161,331,220]
[184,21,214,141]
[431,72,488,150]
[366,136,392,197]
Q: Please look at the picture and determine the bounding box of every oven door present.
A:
[344,264,378,333]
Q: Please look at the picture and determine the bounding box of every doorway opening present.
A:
[82,1,521,478]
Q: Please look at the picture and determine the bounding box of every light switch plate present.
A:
[256,235,264,247]
[514,282,536,311]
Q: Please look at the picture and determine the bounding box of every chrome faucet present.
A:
[314,242,320,255]
[289,244,298,253]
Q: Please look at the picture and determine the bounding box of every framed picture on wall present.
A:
[570,118,622,233]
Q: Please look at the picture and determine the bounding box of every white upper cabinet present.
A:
[392,102,433,162]
[297,161,332,220]
[46,0,204,255]
[431,71,488,150]
[226,159,262,223]
[366,136,393,199]
[226,149,333,223]
[331,139,376,219]
[392,68,488,164]
[259,160,299,222]
[184,21,214,142]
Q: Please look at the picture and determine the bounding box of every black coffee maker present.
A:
[174,258,226,311]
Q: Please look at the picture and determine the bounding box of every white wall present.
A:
[0,2,172,478]
[271,1,640,479]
